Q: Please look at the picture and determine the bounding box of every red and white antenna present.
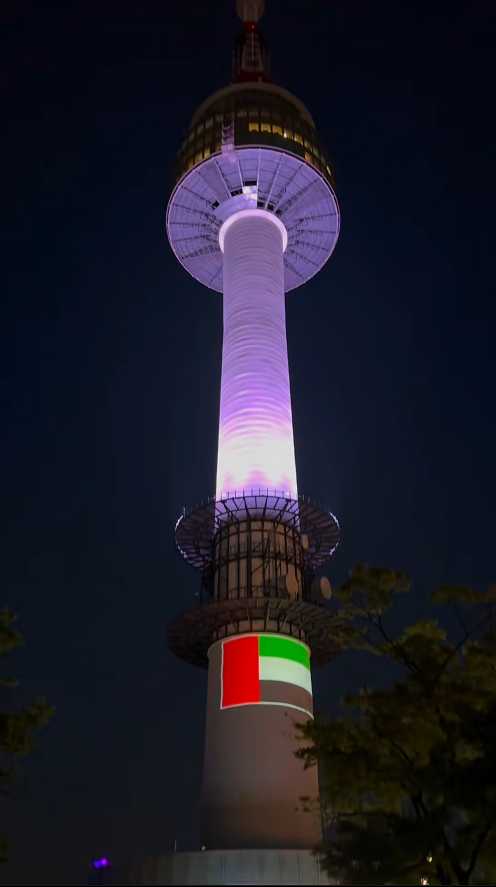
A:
[233,0,270,81]
[236,0,264,21]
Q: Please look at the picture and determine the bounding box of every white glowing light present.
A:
[215,210,297,501]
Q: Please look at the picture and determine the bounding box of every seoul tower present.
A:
[146,1,341,883]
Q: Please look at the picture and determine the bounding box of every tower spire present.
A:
[236,0,264,21]
[233,0,270,82]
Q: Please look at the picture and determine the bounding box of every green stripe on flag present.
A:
[259,635,310,670]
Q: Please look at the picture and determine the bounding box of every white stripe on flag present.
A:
[259,656,312,695]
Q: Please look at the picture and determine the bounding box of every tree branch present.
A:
[465,820,494,882]
[376,615,422,677]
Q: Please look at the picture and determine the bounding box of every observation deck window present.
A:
[176,92,333,188]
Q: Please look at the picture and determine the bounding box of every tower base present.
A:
[137,849,334,885]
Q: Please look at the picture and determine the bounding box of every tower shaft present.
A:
[216,210,297,500]
[201,634,321,849]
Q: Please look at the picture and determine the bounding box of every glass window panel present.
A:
[248,121,260,132]
[261,121,271,133]
[272,124,283,136]
[294,132,303,144]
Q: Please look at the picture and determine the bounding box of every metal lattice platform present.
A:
[167,146,339,293]
[175,490,340,572]
[168,596,345,668]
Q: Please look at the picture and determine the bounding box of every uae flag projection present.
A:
[220,634,313,718]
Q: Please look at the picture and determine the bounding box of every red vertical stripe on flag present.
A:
[221,636,260,708]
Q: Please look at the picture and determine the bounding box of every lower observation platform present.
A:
[168,594,345,669]
[166,146,339,293]
[135,849,334,885]
[175,490,340,572]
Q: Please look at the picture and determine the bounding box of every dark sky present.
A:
[2,1,495,884]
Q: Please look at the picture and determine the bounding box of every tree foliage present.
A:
[298,566,496,886]
[0,609,53,861]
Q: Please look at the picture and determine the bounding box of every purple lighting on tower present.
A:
[92,857,110,870]
[216,209,297,500]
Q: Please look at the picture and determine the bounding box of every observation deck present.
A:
[176,82,333,187]
[170,491,341,669]
[166,81,340,293]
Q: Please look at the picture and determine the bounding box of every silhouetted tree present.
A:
[298,567,496,886]
[0,609,53,861]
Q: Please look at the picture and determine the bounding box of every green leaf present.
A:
[299,565,496,886]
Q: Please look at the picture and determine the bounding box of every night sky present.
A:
[2,1,495,884]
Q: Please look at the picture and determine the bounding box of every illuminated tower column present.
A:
[216,208,296,500]
[204,207,317,848]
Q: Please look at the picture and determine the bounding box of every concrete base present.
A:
[201,638,321,849]
[138,849,334,885]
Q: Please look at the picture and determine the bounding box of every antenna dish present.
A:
[310,574,332,601]
[320,577,332,599]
